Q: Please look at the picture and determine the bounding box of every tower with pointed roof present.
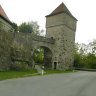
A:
[0,5,13,32]
[46,3,77,70]
[0,3,77,71]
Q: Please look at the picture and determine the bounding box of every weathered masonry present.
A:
[0,5,14,32]
[0,3,77,70]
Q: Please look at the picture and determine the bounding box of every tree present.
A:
[33,48,44,64]
[12,22,18,32]
[85,53,96,69]
[18,21,41,35]
[74,40,96,69]
[74,43,84,68]
[19,22,33,33]
[29,21,40,35]
[88,39,96,54]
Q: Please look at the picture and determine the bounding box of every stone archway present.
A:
[33,46,53,69]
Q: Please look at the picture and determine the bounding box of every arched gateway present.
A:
[13,3,77,70]
[1,2,77,70]
[13,33,55,69]
[33,46,53,69]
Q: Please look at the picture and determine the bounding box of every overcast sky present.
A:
[0,0,96,44]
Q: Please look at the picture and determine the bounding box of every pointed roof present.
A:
[46,3,77,20]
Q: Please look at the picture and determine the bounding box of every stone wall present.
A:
[0,30,13,71]
[10,32,55,70]
[0,17,14,32]
[0,3,77,71]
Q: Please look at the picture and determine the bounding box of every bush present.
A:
[85,53,96,69]
[10,61,29,71]
[74,50,96,69]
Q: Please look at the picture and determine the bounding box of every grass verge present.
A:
[45,69,76,75]
[0,70,77,81]
[0,70,37,81]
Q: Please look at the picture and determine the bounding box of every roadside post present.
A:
[41,66,44,76]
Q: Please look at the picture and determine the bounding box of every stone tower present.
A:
[46,3,77,70]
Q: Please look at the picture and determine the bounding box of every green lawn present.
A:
[45,69,75,75]
[0,70,37,81]
[0,69,76,81]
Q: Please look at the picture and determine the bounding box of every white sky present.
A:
[0,0,96,44]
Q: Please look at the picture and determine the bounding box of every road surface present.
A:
[0,71,96,96]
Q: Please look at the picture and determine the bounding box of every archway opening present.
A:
[33,46,52,69]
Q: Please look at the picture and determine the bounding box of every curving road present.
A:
[0,71,96,96]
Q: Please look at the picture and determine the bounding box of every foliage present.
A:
[74,53,83,68]
[88,40,96,54]
[33,48,44,64]
[84,53,96,69]
[74,39,96,69]
[29,21,40,35]
[19,22,33,33]
[12,22,18,32]
[18,21,41,35]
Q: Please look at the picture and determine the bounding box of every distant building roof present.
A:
[46,3,77,20]
[0,5,13,25]
[0,5,9,20]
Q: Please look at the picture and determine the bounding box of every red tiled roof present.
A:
[0,5,9,20]
[46,3,77,20]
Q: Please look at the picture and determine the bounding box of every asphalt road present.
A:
[0,71,96,96]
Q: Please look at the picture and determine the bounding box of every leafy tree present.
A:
[74,40,96,69]
[33,48,44,64]
[18,21,41,35]
[19,22,33,33]
[88,39,96,54]
[74,43,84,68]
[29,21,40,35]
[12,22,18,32]
[84,53,96,69]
